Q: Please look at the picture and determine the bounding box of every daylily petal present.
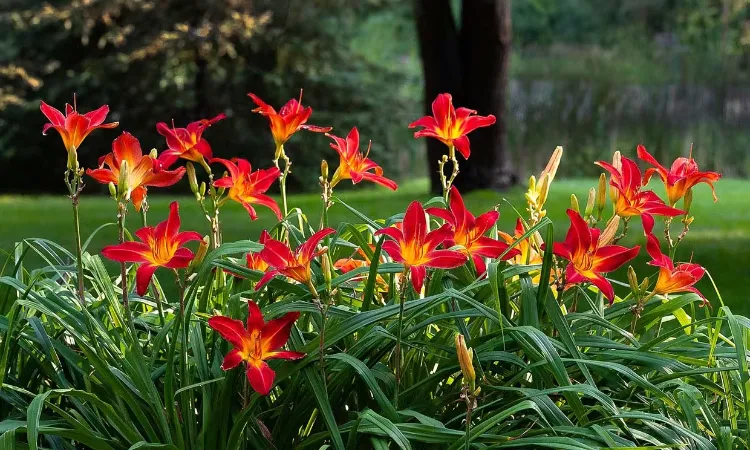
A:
[221,349,244,370]
[423,249,467,269]
[247,301,265,333]
[410,265,427,293]
[593,244,640,273]
[135,263,158,296]
[260,239,296,268]
[208,315,249,348]
[298,228,335,263]
[453,135,471,159]
[381,240,405,263]
[101,242,152,263]
[261,311,301,354]
[246,361,275,396]
[265,350,306,360]
[255,269,281,291]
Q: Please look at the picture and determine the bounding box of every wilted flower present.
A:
[212,158,282,220]
[156,114,226,167]
[375,201,467,292]
[248,91,331,158]
[327,127,397,190]
[552,209,640,303]
[87,132,185,210]
[255,228,336,293]
[208,301,305,395]
[637,144,721,205]
[40,98,119,166]
[426,186,519,275]
[408,93,496,159]
[101,202,202,295]
[596,153,684,231]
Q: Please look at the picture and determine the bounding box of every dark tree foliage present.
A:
[0,0,417,193]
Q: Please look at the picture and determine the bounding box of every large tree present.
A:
[415,0,515,194]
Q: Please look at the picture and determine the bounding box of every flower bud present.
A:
[537,174,551,209]
[188,236,210,273]
[149,148,158,159]
[108,182,117,199]
[683,189,693,216]
[599,215,620,246]
[584,187,596,218]
[118,159,130,201]
[596,173,607,218]
[199,181,206,198]
[612,151,622,173]
[186,162,199,195]
[627,266,639,297]
[570,194,580,213]
[540,146,563,184]
[321,252,332,287]
[639,277,650,293]
[455,334,476,392]
[321,160,329,180]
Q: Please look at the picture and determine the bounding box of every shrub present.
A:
[0,92,747,449]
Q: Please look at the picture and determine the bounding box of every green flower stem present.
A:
[275,145,292,220]
[66,169,86,306]
[394,269,410,410]
[464,402,473,450]
[438,145,460,202]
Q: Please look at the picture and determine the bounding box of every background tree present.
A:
[415,0,514,194]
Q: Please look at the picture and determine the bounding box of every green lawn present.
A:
[2,178,747,313]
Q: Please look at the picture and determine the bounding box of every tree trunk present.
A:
[414,0,463,194]
[415,0,515,194]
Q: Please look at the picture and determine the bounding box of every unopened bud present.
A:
[188,236,210,273]
[585,187,596,217]
[627,266,639,296]
[186,162,199,195]
[118,160,130,200]
[199,181,206,197]
[639,277,650,293]
[683,189,693,215]
[108,182,117,199]
[321,160,329,180]
[599,215,620,246]
[149,148,158,159]
[322,252,332,287]
[570,194,580,213]
[596,173,607,218]
[441,154,449,163]
[539,146,563,184]
[612,151,622,173]
[537,174,551,207]
[455,334,476,392]
[683,216,694,227]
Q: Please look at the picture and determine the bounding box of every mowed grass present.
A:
[1,178,748,313]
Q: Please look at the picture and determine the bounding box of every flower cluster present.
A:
[40,91,720,400]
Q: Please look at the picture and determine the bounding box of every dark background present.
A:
[2,0,750,195]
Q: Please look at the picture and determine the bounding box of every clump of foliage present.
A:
[0,89,748,450]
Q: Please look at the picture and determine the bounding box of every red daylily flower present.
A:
[101,202,202,295]
[208,301,305,395]
[255,228,336,292]
[596,154,685,231]
[643,220,706,301]
[40,98,119,155]
[408,93,496,159]
[212,158,282,220]
[637,144,722,205]
[426,186,518,275]
[552,209,640,303]
[248,91,331,155]
[375,201,467,292]
[155,114,226,167]
[327,127,397,190]
[87,132,185,211]
[247,231,272,272]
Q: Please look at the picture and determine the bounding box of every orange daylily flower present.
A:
[498,219,543,267]
[426,186,519,275]
[552,209,640,303]
[375,201,467,292]
[408,93,496,159]
[212,158,282,220]
[643,219,706,301]
[596,154,684,232]
[327,127,397,190]
[208,301,305,395]
[248,91,331,157]
[101,202,202,295]
[87,132,185,211]
[255,228,336,292]
[156,114,226,167]
[247,231,272,272]
[334,245,388,290]
[40,98,119,158]
[637,144,722,205]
